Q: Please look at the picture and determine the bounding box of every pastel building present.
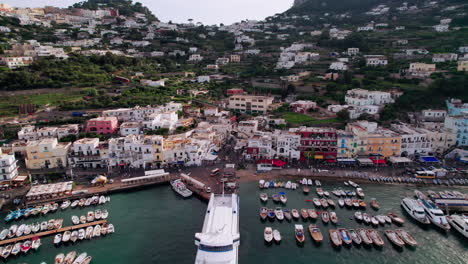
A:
[445,99,468,146]
[85,117,118,134]
[0,151,19,181]
[25,138,71,169]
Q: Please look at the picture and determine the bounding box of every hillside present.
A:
[72,0,158,21]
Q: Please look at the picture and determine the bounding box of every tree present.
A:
[336,109,349,122]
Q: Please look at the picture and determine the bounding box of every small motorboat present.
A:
[101,209,109,219]
[31,222,40,233]
[352,199,360,209]
[48,219,55,230]
[81,256,92,264]
[54,233,62,244]
[62,231,71,243]
[55,219,63,229]
[307,209,318,219]
[95,210,102,220]
[93,224,101,237]
[101,224,108,236]
[275,207,284,221]
[329,229,342,247]
[283,208,292,221]
[72,216,80,225]
[316,188,324,197]
[264,227,273,243]
[303,186,310,194]
[355,211,363,221]
[64,251,77,264]
[349,229,362,245]
[11,242,21,255]
[291,209,300,219]
[295,225,305,243]
[55,253,65,264]
[313,198,321,207]
[371,216,380,226]
[320,198,328,208]
[338,228,352,245]
[1,245,12,258]
[78,229,85,240]
[301,208,309,219]
[368,229,384,246]
[86,211,95,222]
[279,193,287,204]
[315,180,321,186]
[387,213,405,225]
[267,209,275,220]
[24,224,32,235]
[338,199,345,207]
[107,224,115,234]
[260,193,268,202]
[41,204,50,215]
[40,221,48,231]
[330,211,338,224]
[370,198,380,210]
[375,215,386,225]
[31,237,41,250]
[321,211,329,224]
[307,179,313,185]
[99,195,107,204]
[50,203,59,212]
[363,213,371,224]
[272,194,280,203]
[71,200,79,208]
[356,188,365,198]
[273,229,281,243]
[396,229,417,247]
[72,252,87,264]
[327,199,335,208]
[383,215,392,224]
[78,199,85,207]
[308,224,323,243]
[359,200,366,208]
[357,229,373,245]
[385,230,405,247]
[344,199,352,207]
[80,216,87,224]
[20,240,32,253]
[259,207,268,220]
[16,224,25,237]
[0,229,7,240]
[60,200,71,210]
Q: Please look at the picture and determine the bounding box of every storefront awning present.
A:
[337,158,356,163]
[388,157,412,163]
[13,176,28,182]
[326,159,336,163]
[419,156,440,163]
[357,158,373,164]
[314,155,324,160]
[372,159,386,164]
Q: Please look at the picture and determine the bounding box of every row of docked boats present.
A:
[54,223,114,245]
[263,227,281,243]
[328,228,416,248]
[300,178,321,186]
[259,193,287,204]
[354,212,405,226]
[0,237,41,259]
[4,195,110,222]
[426,190,466,200]
[71,209,109,225]
[1,219,63,240]
[259,180,298,190]
[55,251,91,264]
[368,176,468,186]
[259,207,339,224]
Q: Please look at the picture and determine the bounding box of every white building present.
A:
[0,152,19,181]
[120,122,142,136]
[365,55,388,66]
[143,112,179,132]
[329,62,348,71]
[18,124,79,141]
[69,138,105,169]
[197,76,211,83]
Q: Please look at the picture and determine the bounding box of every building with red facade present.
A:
[289,127,338,161]
[85,117,119,135]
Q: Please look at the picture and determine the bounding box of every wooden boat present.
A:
[327,199,335,207]
[308,224,323,243]
[81,256,92,264]
[273,229,281,243]
[358,200,366,208]
[320,198,328,208]
[295,225,305,243]
[396,229,417,247]
[344,198,352,207]
[64,251,77,264]
[368,229,384,246]
[303,186,310,194]
[338,228,352,245]
[329,229,342,247]
[384,230,405,247]
[291,209,300,219]
[370,198,380,210]
[316,188,324,197]
[354,211,363,221]
[329,211,338,224]
[357,229,373,245]
[264,227,273,243]
[300,208,309,219]
[349,229,362,245]
[371,216,380,226]
[1,245,12,258]
[107,224,115,234]
[55,253,65,264]
[72,252,87,264]
[321,211,329,224]
[283,208,292,221]
[259,193,268,202]
[387,213,405,225]
[259,207,268,220]
[307,209,318,219]
[338,199,345,207]
[313,198,321,207]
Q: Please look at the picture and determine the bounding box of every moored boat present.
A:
[264,227,273,243]
[274,207,284,221]
[320,198,328,208]
[384,230,405,247]
[71,216,79,225]
[387,213,405,225]
[307,209,318,219]
[338,199,345,207]
[368,229,384,246]
[447,214,468,238]
[31,237,41,250]
[338,228,352,245]
[259,193,268,202]
[330,211,338,224]
[54,233,62,244]
[329,229,342,247]
[295,225,305,243]
[401,198,430,225]
[370,198,379,210]
[357,228,373,245]
[70,231,78,243]
[354,211,363,221]
[349,229,362,245]
[420,199,450,230]
[283,208,292,221]
[64,251,77,264]
[259,207,268,220]
[62,231,71,243]
[300,208,309,219]
[313,198,321,207]
[170,179,193,198]
[55,253,65,264]
[363,213,371,224]
[291,209,300,219]
[308,224,323,243]
[20,240,31,253]
[93,225,101,237]
[316,188,324,197]
[321,211,329,224]
[72,252,87,264]
[2,245,12,258]
[303,186,310,194]
[396,229,418,247]
[273,229,281,243]
[279,193,287,204]
[85,227,93,239]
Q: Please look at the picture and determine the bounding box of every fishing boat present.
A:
[1,245,12,258]
[312,198,321,207]
[170,179,193,198]
[54,233,62,244]
[264,227,273,243]
[338,199,345,207]
[107,224,115,234]
[329,229,342,247]
[85,227,93,239]
[101,209,109,219]
[81,256,92,264]
[272,194,280,203]
[0,229,7,240]
[295,225,305,243]
[291,209,300,219]
[307,209,318,219]
[283,208,292,221]
[273,229,281,243]
[62,231,71,243]
[356,188,365,198]
[330,211,338,224]
[72,252,87,264]
[303,186,310,194]
[363,213,371,224]
[327,199,335,208]
[401,198,430,224]
[86,211,95,222]
[370,198,379,210]
[72,216,80,225]
[357,229,373,245]
[20,240,31,253]
[316,188,324,197]
[78,229,85,240]
[274,207,284,221]
[384,230,405,247]
[61,200,71,210]
[259,193,268,202]
[447,214,468,238]
[279,193,287,204]
[354,211,363,221]
[259,207,268,220]
[301,208,309,219]
[31,237,41,250]
[93,224,101,237]
[320,198,328,208]
[267,209,275,220]
[349,229,362,245]
[338,228,352,245]
[71,200,79,208]
[387,213,405,225]
[420,199,450,230]
[395,229,418,247]
[321,211,329,224]
[344,198,352,207]
[368,229,384,246]
[55,253,65,264]
[308,224,323,243]
[64,251,77,264]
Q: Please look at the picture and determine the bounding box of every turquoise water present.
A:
[2,181,467,264]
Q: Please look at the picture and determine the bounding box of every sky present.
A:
[1,0,294,25]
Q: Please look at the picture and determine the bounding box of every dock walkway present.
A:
[0,220,107,246]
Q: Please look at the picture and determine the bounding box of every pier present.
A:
[0,220,107,246]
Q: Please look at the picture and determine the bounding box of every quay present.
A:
[0,220,107,246]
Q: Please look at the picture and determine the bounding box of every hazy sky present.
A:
[1,0,294,25]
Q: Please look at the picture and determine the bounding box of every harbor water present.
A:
[2,180,468,264]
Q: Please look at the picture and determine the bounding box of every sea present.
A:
[2,180,467,264]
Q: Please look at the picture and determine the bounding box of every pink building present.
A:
[290,100,317,113]
[85,117,118,134]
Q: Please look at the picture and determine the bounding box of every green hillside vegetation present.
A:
[72,0,158,21]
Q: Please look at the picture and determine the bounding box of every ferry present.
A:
[170,179,193,198]
[447,214,468,238]
[401,198,430,225]
[195,194,239,264]
[419,199,451,230]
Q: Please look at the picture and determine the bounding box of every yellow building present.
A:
[458,61,468,72]
[366,129,401,158]
[25,138,71,169]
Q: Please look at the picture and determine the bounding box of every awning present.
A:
[314,155,324,160]
[256,159,286,167]
[119,163,126,166]
[388,157,412,163]
[372,159,386,164]
[357,158,373,164]
[326,159,336,163]
[419,156,440,163]
[13,176,27,182]
[337,158,356,163]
